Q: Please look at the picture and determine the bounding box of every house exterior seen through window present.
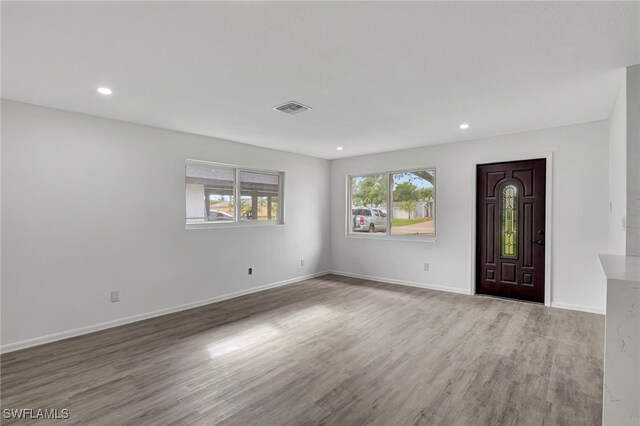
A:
[348,169,435,238]
[186,161,283,226]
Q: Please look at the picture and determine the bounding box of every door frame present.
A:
[469,152,553,307]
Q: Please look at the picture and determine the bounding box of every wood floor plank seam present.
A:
[0,271,333,354]
[1,275,604,425]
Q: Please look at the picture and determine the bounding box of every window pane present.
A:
[390,170,435,236]
[349,175,388,233]
[501,184,518,257]
[186,164,235,224]
[240,171,280,221]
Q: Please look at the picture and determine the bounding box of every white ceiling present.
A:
[2,2,639,159]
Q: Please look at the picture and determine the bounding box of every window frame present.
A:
[346,167,436,242]
[185,159,285,229]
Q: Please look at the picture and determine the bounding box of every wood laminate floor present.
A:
[1,275,604,425]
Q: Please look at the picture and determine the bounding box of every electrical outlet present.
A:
[300,259,305,267]
[111,291,120,303]
[424,263,430,272]
[248,267,253,275]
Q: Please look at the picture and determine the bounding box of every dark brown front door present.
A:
[476,159,546,303]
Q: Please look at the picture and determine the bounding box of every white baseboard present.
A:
[329,270,472,295]
[331,271,605,315]
[550,301,605,315]
[0,271,331,354]
[2,271,603,353]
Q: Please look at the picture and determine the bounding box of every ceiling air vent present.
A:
[273,101,311,114]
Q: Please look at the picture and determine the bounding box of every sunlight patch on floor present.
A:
[207,324,280,358]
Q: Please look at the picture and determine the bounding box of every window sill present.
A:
[345,233,437,243]
[186,221,284,230]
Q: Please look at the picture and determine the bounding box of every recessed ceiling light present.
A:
[97,87,113,95]
[459,123,470,130]
[336,146,343,151]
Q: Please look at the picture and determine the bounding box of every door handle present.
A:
[534,239,545,246]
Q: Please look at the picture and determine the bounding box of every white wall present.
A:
[609,77,627,255]
[1,100,331,350]
[0,100,615,351]
[626,65,640,256]
[330,121,610,313]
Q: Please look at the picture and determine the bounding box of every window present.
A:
[186,160,283,226]
[349,175,388,233]
[240,171,281,221]
[390,170,435,236]
[501,184,518,257]
[348,169,435,238]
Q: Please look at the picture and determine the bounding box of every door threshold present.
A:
[475,293,544,306]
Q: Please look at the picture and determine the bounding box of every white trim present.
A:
[330,270,472,295]
[0,271,331,354]
[2,268,602,354]
[186,221,284,230]
[345,234,437,243]
[332,270,606,314]
[469,152,554,307]
[550,302,605,315]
